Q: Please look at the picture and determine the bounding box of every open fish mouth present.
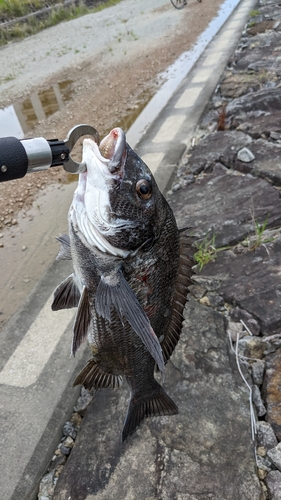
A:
[82,127,127,181]
[99,127,127,175]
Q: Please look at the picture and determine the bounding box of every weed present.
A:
[244,215,273,250]
[2,73,15,82]
[194,234,217,271]
[129,30,138,41]
[0,0,123,46]
[249,10,260,16]
[194,234,232,271]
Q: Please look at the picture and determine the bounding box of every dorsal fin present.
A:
[161,230,196,364]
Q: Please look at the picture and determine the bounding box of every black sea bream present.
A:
[52,128,195,442]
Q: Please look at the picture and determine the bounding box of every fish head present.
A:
[71,127,167,255]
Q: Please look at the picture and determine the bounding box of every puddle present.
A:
[0,0,242,146]
[0,80,73,139]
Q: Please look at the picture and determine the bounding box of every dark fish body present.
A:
[52,129,194,442]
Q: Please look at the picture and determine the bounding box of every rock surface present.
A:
[53,300,261,500]
[262,350,281,440]
[265,470,281,500]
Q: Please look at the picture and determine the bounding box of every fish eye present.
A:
[136,179,152,200]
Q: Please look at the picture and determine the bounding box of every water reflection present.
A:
[0,80,73,139]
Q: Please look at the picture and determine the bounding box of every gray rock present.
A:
[230,307,261,336]
[205,292,224,308]
[38,470,55,498]
[53,299,261,500]
[60,445,71,456]
[186,131,252,175]
[233,32,281,75]
[268,443,281,471]
[236,111,281,141]
[256,421,278,451]
[195,238,281,336]
[270,131,281,140]
[238,139,281,186]
[220,73,261,98]
[74,387,95,416]
[227,88,281,118]
[238,336,269,360]
[252,384,267,417]
[227,320,245,342]
[189,284,207,300]
[168,171,281,248]
[256,454,273,472]
[62,422,77,440]
[237,147,255,163]
[265,470,281,500]
[251,360,265,386]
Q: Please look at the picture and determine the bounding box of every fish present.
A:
[52,127,195,442]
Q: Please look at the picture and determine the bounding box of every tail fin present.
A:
[122,382,178,442]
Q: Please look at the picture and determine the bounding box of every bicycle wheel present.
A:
[170,0,186,9]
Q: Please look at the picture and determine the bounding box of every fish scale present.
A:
[52,127,195,442]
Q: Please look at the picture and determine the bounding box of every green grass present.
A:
[0,0,56,20]
[194,234,218,271]
[0,0,123,46]
[243,216,273,250]
[194,216,274,272]
[249,10,260,17]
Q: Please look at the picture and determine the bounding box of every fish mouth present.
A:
[82,127,127,181]
[99,127,127,176]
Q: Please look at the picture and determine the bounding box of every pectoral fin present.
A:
[95,270,165,375]
[51,274,80,311]
[72,286,91,356]
[56,233,72,261]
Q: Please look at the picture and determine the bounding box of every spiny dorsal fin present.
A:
[56,233,72,261]
[51,274,80,311]
[73,358,123,390]
[72,286,91,356]
[95,269,165,376]
[161,230,196,364]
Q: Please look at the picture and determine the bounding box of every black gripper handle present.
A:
[0,137,28,182]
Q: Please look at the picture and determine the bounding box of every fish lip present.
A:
[98,127,127,179]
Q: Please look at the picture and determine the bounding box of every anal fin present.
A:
[51,274,80,311]
[73,358,123,390]
[122,381,178,443]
